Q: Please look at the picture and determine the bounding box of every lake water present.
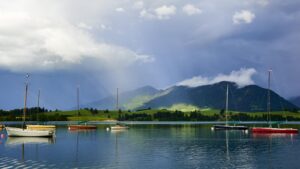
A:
[0,124,300,169]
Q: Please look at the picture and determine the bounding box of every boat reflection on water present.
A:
[6,136,55,145]
[252,133,297,139]
[68,128,97,133]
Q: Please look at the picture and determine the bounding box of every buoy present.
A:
[0,134,4,139]
[211,127,214,131]
[106,127,110,131]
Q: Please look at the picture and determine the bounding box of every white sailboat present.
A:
[26,89,56,131]
[107,88,129,131]
[6,74,54,137]
[212,84,248,130]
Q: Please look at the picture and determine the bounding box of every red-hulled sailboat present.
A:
[251,70,298,134]
[68,86,96,130]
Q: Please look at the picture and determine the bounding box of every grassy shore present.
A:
[41,108,300,121]
[1,107,299,121]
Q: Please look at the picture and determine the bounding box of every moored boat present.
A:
[251,70,298,134]
[5,74,55,138]
[252,127,298,134]
[213,125,248,130]
[26,125,56,131]
[68,124,97,130]
[212,84,248,131]
[68,87,96,131]
[108,124,129,131]
[27,90,56,131]
[6,127,54,137]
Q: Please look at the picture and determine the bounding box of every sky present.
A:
[0,0,299,110]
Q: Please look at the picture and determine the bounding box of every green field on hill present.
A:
[42,108,300,122]
[1,106,299,122]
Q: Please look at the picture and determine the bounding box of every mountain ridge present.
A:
[83,82,298,112]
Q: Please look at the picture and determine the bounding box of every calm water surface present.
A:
[0,124,299,169]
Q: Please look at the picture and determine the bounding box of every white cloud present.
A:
[182,4,202,16]
[154,5,176,20]
[115,7,125,12]
[77,22,93,30]
[233,10,255,24]
[177,68,257,88]
[140,5,176,20]
[0,11,152,72]
[133,1,144,9]
[139,9,156,19]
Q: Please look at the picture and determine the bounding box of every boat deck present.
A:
[212,125,248,130]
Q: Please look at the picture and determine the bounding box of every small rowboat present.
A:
[6,127,54,137]
[68,125,97,130]
[252,127,298,134]
[26,125,56,131]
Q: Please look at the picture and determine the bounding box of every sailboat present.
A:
[252,70,298,134]
[68,86,96,130]
[212,84,248,130]
[26,89,56,131]
[107,88,129,131]
[6,74,54,137]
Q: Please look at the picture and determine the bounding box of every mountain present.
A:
[290,96,300,107]
[83,82,298,112]
[138,82,298,112]
[83,86,160,110]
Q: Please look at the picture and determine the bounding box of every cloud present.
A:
[233,10,255,24]
[182,4,202,16]
[0,11,152,72]
[139,5,176,20]
[133,1,144,9]
[177,68,257,88]
[154,5,177,20]
[139,9,156,19]
[77,22,93,30]
[115,7,125,12]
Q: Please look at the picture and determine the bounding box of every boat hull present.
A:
[68,125,97,130]
[110,126,129,130]
[26,125,56,131]
[5,127,54,137]
[212,125,248,130]
[252,127,298,134]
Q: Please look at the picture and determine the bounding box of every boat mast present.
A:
[23,74,29,129]
[37,89,40,121]
[225,84,229,126]
[268,70,272,126]
[77,86,80,118]
[116,88,119,111]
